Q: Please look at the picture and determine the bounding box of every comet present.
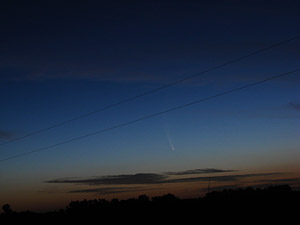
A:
[164,123,175,151]
[167,132,175,151]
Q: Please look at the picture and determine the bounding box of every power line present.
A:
[1,67,299,163]
[1,34,300,146]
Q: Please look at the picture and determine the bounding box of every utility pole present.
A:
[207,177,211,193]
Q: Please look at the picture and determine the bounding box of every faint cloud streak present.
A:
[164,168,236,176]
[288,102,300,110]
[0,130,14,140]
[69,187,162,195]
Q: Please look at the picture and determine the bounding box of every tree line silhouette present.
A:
[1,185,299,222]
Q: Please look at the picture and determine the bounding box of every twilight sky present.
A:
[0,0,300,212]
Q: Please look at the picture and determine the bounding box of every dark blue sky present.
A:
[0,0,299,211]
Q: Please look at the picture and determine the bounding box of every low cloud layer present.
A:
[48,173,168,185]
[46,168,279,187]
[45,168,291,196]
[258,177,300,186]
[46,168,236,186]
[165,173,281,184]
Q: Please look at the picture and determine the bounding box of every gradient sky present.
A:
[0,0,300,212]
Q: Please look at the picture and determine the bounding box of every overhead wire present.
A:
[1,34,300,146]
[1,67,299,162]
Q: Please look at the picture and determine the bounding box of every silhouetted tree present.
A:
[138,194,149,202]
[2,204,13,215]
[1,185,299,223]
[2,204,13,214]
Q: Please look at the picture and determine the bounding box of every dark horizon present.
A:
[1,184,300,223]
[1,184,298,213]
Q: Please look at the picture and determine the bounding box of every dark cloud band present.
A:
[46,169,279,186]
[164,168,236,175]
[69,187,162,195]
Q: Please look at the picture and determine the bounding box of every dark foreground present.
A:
[1,185,299,222]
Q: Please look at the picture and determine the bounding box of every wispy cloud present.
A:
[164,168,236,176]
[47,173,168,185]
[69,187,162,195]
[0,130,14,140]
[288,102,300,111]
[257,177,300,186]
[196,177,300,193]
[0,66,167,84]
[165,173,281,183]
